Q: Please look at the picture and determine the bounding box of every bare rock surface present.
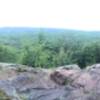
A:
[0,63,100,100]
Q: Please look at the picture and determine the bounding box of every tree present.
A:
[0,45,17,63]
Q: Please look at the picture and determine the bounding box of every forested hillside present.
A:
[0,27,100,68]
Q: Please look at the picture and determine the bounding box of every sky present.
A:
[0,0,100,30]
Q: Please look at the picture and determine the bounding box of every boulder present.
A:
[50,64,100,100]
[50,65,80,85]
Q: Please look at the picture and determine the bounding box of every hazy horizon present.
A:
[0,0,100,31]
[0,27,100,32]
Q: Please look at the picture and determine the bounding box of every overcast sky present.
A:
[0,0,100,30]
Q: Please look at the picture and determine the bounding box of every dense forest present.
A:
[0,27,100,68]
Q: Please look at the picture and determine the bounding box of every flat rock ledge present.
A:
[0,63,100,100]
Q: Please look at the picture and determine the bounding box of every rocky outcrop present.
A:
[0,63,100,100]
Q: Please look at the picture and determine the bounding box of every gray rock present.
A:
[0,80,20,100]
[0,63,100,100]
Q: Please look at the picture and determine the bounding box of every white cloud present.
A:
[0,0,100,30]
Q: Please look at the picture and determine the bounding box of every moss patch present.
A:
[0,90,11,100]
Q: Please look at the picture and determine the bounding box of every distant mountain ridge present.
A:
[0,27,100,39]
[0,27,100,34]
